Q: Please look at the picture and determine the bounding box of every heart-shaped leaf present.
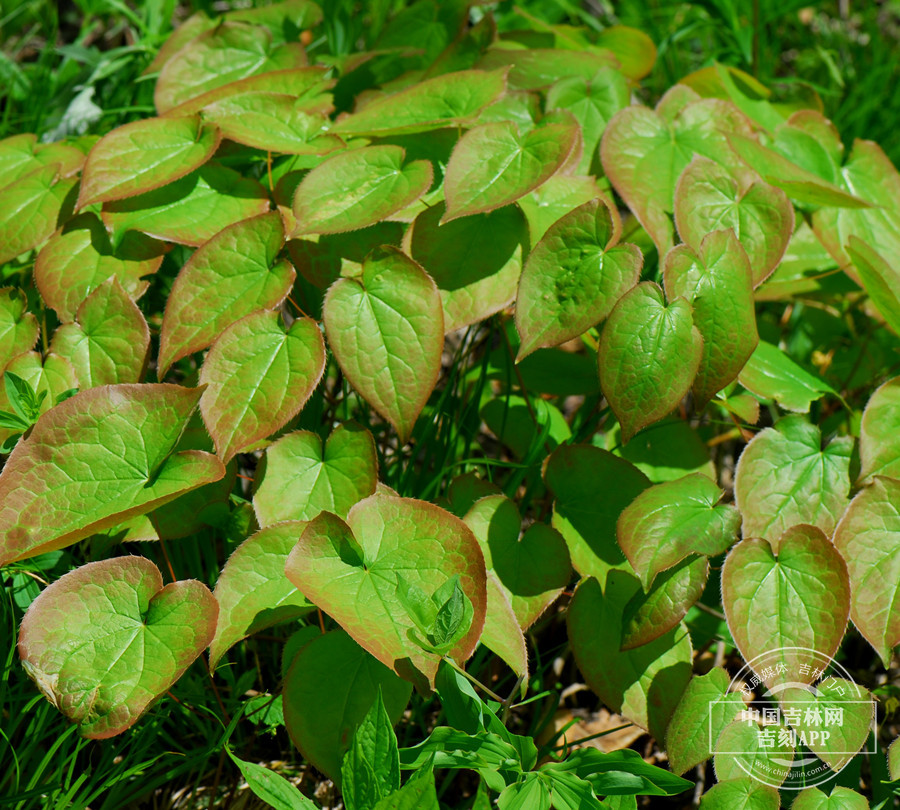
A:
[713,720,794,786]
[332,69,507,137]
[283,629,412,781]
[285,493,486,689]
[0,132,83,190]
[621,555,709,650]
[443,119,578,222]
[0,164,78,265]
[833,477,900,666]
[665,667,745,775]
[101,163,270,248]
[567,571,692,742]
[858,376,900,485]
[158,211,295,375]
[734,415,852,549]
[698,778,780,809]
[780,678,874,771]
[51,276,150,387]
[35,213,165,323]
[598,282,703,442]
[18,556,217,738]
[407,202,527,333]
[0,384,225,566]
[600,87,752,254]
[462,494,571,629]
[291,146,432,236]
[77,116,221,208]
[209,522,313,670]
[517,175,608,244]
[0,287,39,367]
[546,67,629,175]
[722,525,850,685]
[674,157,794,287]
[477,48,617,90]
[199,311,326,462]
[544,444,650,581]
[253,424,378,528]
[515,198,641,360]
[617,472,740,588]
[155,22,307,114]
[792,786,870,809]
[323,247,443,443]
[202,93,341,156]
[662,229,758,405]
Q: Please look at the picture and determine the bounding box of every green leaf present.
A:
[544,444,650,581]
[665,667,745,775]
[858,376,900,485]
[372,765,439,810]
[846,236,900,336]
[516,174,606,243]
[674,157,794,287]
[462,494,571,630]
[662,229,758,405]
[0,353,77,429]
[155,22,308,114]
[812,139,900,277]
[780,678,874,771]
[698,778,780,809]
[0,132,83,190]
[497,773,551,810]
[621,555,709,650]
[102,163,270,248]
[722,525,850,685]
[342,689,401,809]
[516,197,641,360]
[35,212,166,322]
[598,282,703,442]
[712,720,794,786]
[0,384,225,566]
[546,67,629,175]
[480,572,528,677]
[18,556,217,738]
[600,87,753,254]
[443,119,578,222]
[594,25,657,80]
[792,786,870,810]
[617,473,740,589]
[400,727,521,773]
[168,65,334,117]
[607,418,717,484]
[408,202,527,333]
[291,146,432,236]
[77,116,221,208]
[332,68,507,137]
[202,93,342,156]
[0,164,78,264]
[323,247,443,443]
[209,522,314,670]
[738,340,836,413]
[285,493,487,689]
[542,748,693,796]
[50,276,151,387]
[199,311,325,462]
[226,749,318,810]
[253,423,378,527]
[567,572,692,741]
[889,735,900,781]
[158,211,295,375]
[0,288,39,367]
[283,629,412,782]
[733,415,852,548]
[480,395,571,458]
[833,477,900,666]
[478,47,617,91]
[543,771,607,810]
